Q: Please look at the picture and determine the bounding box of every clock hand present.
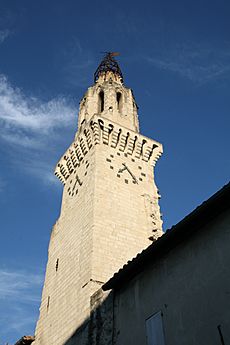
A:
[72,180,77,191]
[76,174,83,186]
[118,163,127,174]
[123,163,138,184]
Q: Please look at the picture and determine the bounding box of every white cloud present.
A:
[145,43,230,84]
[0,29,10,44]
[1,132,44,149]
[0,75,76,135]
[21,159,60,186]
[0,268,43,303]
[0,74,77,184]
[0,268,43,344]
[60,38,95,87]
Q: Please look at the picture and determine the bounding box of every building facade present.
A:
[101,183,230,345]
[33,53,163,345]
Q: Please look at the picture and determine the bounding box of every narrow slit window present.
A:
[99,91,104,112]
[56,258,59,271]
[116,92,122,112]
[117,92,121,112]
[47,296,50,311]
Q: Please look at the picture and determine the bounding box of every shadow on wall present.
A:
[64,288,113,345]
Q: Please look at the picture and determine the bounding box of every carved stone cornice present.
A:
[54,115,163,184]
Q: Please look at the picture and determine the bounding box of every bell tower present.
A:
[34,53,163,345]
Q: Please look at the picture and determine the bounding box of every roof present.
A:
[14,336,35,345]
[103,182,230,291]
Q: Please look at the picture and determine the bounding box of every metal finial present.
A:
[94,52,123,83]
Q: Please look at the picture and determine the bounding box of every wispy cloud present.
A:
[0,268,43,303]
[0,74,76,184]
[145,43,230,84]
[0,11,13,44]
[21,159,59,186]
[59,37,95,87]
[0,268,43,344]
[0,75,75,135]
[0,29,10,44]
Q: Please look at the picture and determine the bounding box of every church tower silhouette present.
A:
[33,53,163,345]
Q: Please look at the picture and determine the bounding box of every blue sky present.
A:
[0,0,229,343]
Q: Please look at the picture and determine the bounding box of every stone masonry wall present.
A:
[34,71,163,345]
[34,148,96,345]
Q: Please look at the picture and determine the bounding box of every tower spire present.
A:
[94,52,123,83]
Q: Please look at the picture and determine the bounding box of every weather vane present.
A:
[94,52,123,83]
[100,52,120,57]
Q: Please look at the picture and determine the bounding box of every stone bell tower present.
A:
[33,53,163,345]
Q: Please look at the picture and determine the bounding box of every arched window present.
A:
[99,91,104,113]
[116,92,122,112]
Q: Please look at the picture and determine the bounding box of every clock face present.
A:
[105,151,147,185]
[67,159,90,197]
